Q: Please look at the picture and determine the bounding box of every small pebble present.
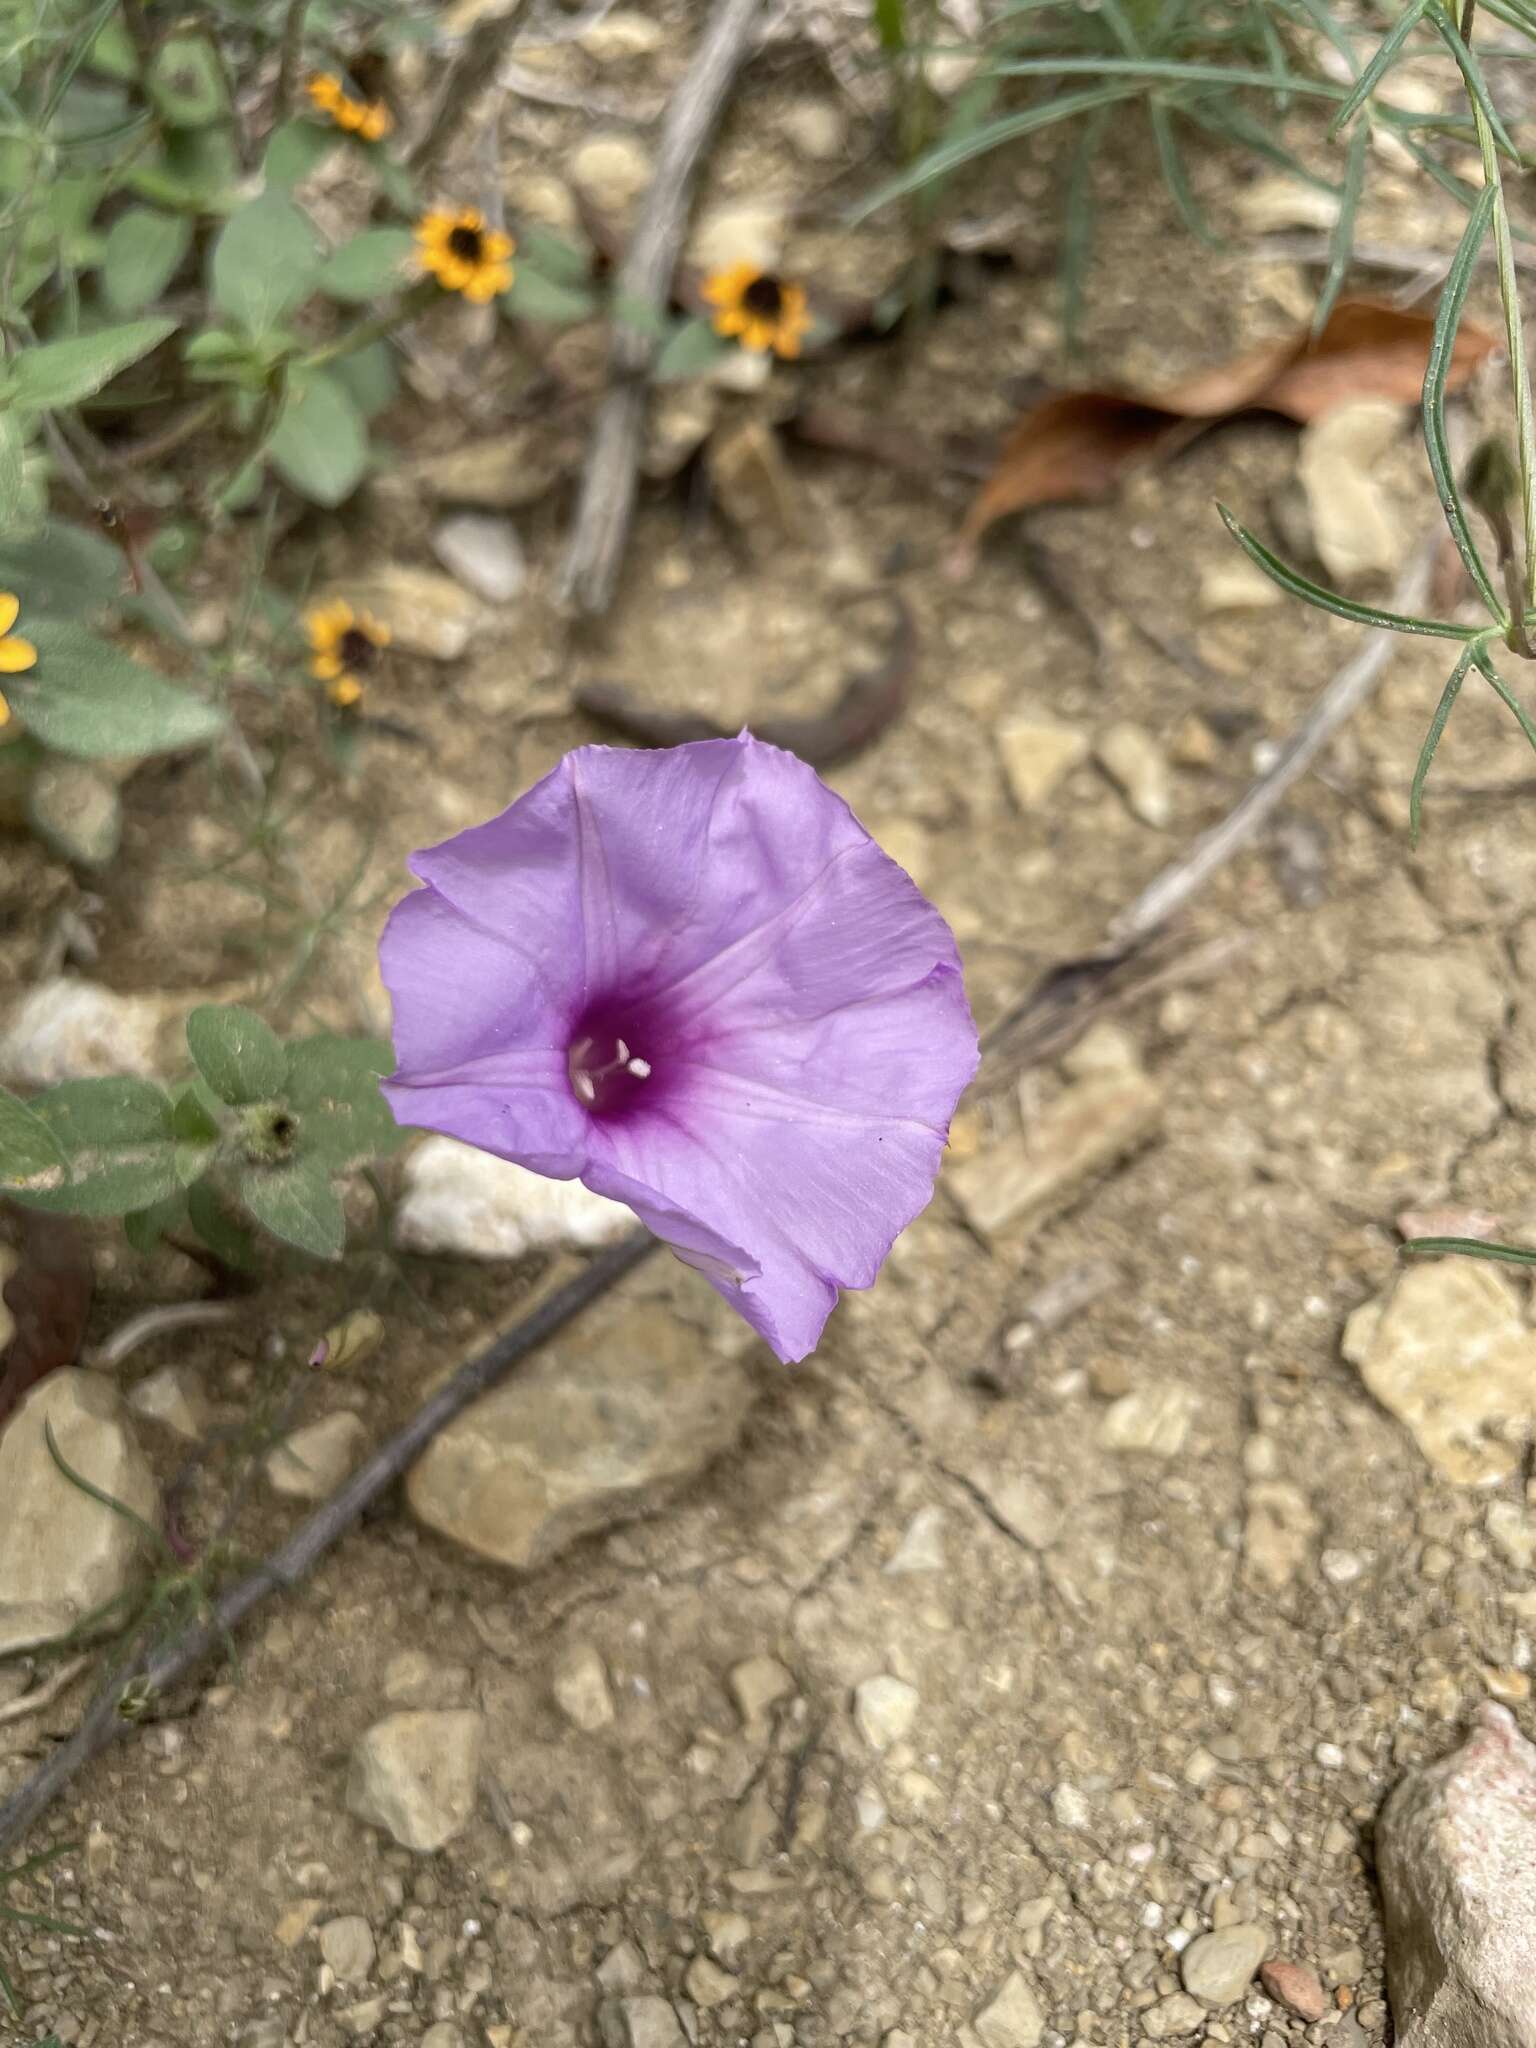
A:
[1259,1958,1329,2022]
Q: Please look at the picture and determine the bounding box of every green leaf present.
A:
[330,340,397,421]
[1330,0,1431,133]
[130,125,239,211]
[0,412,23,532]
[0,524,123,618]
[186,1002,286,1105]
[267,368,368,505]
[147,34,228,127]
[503,264,598,325]
[873,0,906,51]
[514,226,595,288]
[10,317,177,412]
[0,1086,67,1192]
[318,228,414,304]
[183,327,252,365]
[170,1085,222,1144]
[1427,1,1521,163]
[1148,98,1216,245]
[1409,639,1478,843]
[1402,1234,1536,1266]
[123,1188,188,1254]
[211,191,318,335]
[1312,116,1367,340]
[10,620,226,758]
[1215,507,1479,641]
[284,1034,401,1167]
[263,119,337,190]
[13,1078,180,1216]
[101,207,193,314]
[238,1157,345,1259]
[1424,184,1504,625]
[186,1175,258,1270]
[653,317,733,382]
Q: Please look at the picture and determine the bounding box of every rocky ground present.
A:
[4,4,1536,2046]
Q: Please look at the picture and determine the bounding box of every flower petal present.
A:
[0,635,36,674]
[0,594,18,636]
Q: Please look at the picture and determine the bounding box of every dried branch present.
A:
[556,0,763,616]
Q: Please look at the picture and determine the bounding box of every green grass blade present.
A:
[1423,183,1504,622]
[1148,97,1217,243]
[1180,100,1337,189]
[849,81,1139,219]
[1060,101,1111,350]
[1313,117,1368,336]
[1428,1,1521,161]
[1409,641,1477,842]
[1391,126,1486,211]
[1216,507,1479,640]
[1474,647,1536,760]
[1403,1234,1536,1264]
[1330,0,1432,132]
[986,56,1346,98]
[44,1420,176,1567]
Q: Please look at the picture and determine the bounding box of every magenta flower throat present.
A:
[379,734,979,1362]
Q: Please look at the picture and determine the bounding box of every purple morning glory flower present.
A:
[379,734,978,1362]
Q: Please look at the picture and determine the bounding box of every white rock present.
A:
[578,8,665,58]
[1299,399,1405,582]
[325,566,485,661]
[779,98,847,161]
[1198,559,1282,613]
[949,1073,1163,1241]
[973,1968,1045,2048]
[683,1955,737,2008]
[599,1997,687,2048]
[884,1505,948,1575]
[126,1365,210,1441]
[1180,1924,1268,2005]
[346,1709,484,1852]
[0,978,166,1085]
[319,1915,376,1982]
[432,513,527,605]
[1051,1781,1090,1830]
[978,1471,1062,1550]
[1235,174,1341,232]
[1100,1384,1198,1459]
[568,135,653,219]
[407,1303,755,1571]
[552,1644,615,1732]
[1378,1701,1536,2047]
[266,1412,368,1500]
[688,202,786,277]
[853,1674,918,1751]
[729,1654,794,1727]
[394,1137,633,1259]
[0,1372,157,1644]
[1142,1993,1208,2039]
[997,720,1089,809]
[1487,1500,1536,1571]
[1343,1260,1536,1486]
[1096,722,1172,828]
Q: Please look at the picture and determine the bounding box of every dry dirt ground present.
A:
[4,8,1536,2047]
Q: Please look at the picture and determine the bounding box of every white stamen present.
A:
[628,1057,651,1079]
[616,1039,630,1064]
[573,1071,597,1103]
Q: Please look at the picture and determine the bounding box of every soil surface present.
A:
[3,7,1535,2047]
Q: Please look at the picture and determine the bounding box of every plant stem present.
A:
[1462,0,1536,629]
[300,278,436,368]
[275,0,310,126]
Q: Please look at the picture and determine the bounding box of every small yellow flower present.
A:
[305,598,389,710]
[0,592,37,727]
[305,71,392,141]
[415,208,515,304]
[701,263,812,359]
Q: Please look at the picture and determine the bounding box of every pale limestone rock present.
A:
[407,1304,754,1570]
[972,1969,1045,2048]
[949,1074,1162,1241]
[266,1412,368,1501]
[0,1372,157,1644]
[997,720,1089,809]
[1096,722,1172,828]
[1344,1261,1536,1486]
[346,1710,483,1852]
[1100,1384,1198,1459]
[1299,399,1405,582]
[853,1675,918,1751]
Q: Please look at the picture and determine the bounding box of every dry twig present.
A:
[557,0,764,615]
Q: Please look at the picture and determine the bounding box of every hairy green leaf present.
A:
[186,1003,286,1105]
[11,621,225,758]
[0,1087,67,1191]
[318,228,414,303]
[10,317,177,412]
[238,1157,345,1259]
[14,1078,180,1216]
[101,207,193,313]
[285,1034,401,1167]
[211,191,318,334]
[268,369,368,505]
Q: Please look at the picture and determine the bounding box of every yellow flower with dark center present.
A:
[0,592,37,729]
[415,208,515,304]
[701,263,812,359]
[305,71,392,141]
[305,599,389,710]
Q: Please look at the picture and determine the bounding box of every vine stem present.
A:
[1462,0,1536,621]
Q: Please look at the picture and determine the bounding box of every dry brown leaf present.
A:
[955,299,1496,570]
